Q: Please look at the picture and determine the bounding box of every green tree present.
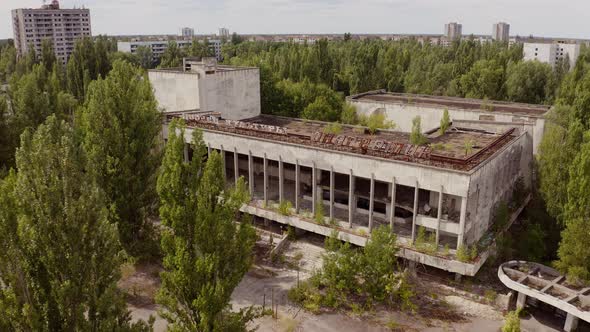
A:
[66,37,112,99]
[159,41,185,68]
[0,116,150,331]
[40,39,57,70]
[156,120,257,331]
[78,60,162,255]
[439,108,451,134]
[135,45,154,69]
[302,95,339,122]
[459,59,505,100]
[505,60,556,104]
[410,116,427,145]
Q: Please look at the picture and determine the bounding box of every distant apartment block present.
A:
[444,22,462,40]
[219,27,230,38]
[117,39,223,62]
[11,0,91,65]
[181,27,194,38]
[523,42,580,68]
[492,22,510,42]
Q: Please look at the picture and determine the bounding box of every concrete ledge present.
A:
[241,204,484,276]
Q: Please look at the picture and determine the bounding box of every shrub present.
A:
[341,103,358,125]
[415,226,437,254]
[493,202,510,232]
[484,289,497,303]
[457,245,470,262]
[502,309,521,332]
[286,225,296,240]
[410,116,428,145]
[358,112,395,134]
[314,199,325,224]
[566,266,590,287]
[463,139,474,155]
[439,109,451,135]
[323,122,343,134]
[278,200,293,216]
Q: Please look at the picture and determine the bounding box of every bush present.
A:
[457,245,470,262]
[358,112,395,134]
[502,309,521,332]
[415,226,437,254]
[439,109,451,135]
[278,200,293,216]
[493,202,510,232]
[286,225,296,240]
[340,103,358,124]
[314,199,325,224]
[323,122,343,134]
[410,116,428,145]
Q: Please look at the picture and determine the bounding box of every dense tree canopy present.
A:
[79,60,162,255]
[156,121,256,331]
[0,116,150,331]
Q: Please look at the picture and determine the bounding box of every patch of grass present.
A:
[279,316,299,332]
[278,200,293,216]
[484,289,497,303]
[357,228,368,237]
[323,122,343,134]
[314,199,325,225]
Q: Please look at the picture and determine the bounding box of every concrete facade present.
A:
[12,1,91,65]
[148,60,260,120]
[524,42,580,68]
[347,91,549,154]
[444,22,462,40]
[117,39,223,62]
[492,22,510,42]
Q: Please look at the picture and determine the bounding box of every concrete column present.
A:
[234,148,239,187]
[183,143,189,162]
[279,156,284,203]
[312,162,317,214]
[411,180,419,244]
[248,151,253,195]
[389,177,396,231]
[516,292,526,309]
[348,169,355,229]
[263,153,268,206]
[564,313,579,332]
[369,173,375,232]
[295,160,300,213]
[220,145,226,179]
[457,196,468,249]
[329,166,334,221]
[436,186,443,247]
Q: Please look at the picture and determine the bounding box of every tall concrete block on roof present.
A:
[148,58,260,120]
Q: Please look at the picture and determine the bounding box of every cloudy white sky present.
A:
[1,0,588,39]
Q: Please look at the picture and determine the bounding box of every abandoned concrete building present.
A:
[149,59,546,277]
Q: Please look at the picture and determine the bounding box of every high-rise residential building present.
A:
[523,42,580,68]
[12,0,91,65]
[117,39,224,62]
[492,22,510,42]
[444,22,462,40]
[219,27,230,38]
[181,27,194,38]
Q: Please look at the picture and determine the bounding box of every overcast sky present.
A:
[1,0,588,39]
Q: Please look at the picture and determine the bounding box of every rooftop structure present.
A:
[148,58,260,120]
[150,59,535,277]
[347,90,550,154]
[12,0,91,65]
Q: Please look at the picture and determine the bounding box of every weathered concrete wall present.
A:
[199,69,261,120]
[149,68,261,120]
[463,132,533,245]
[166,125,472,197]
[148,71,200,113]
[349,99,545,154]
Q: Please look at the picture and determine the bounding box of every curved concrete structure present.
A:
[498,261,590,331]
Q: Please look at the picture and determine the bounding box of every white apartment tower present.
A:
[444,22,462,40]
[12,0,91,65]
[523,42,580,68]
[492,22,510,42]
[219,27,230,38]
[181,27,195,38]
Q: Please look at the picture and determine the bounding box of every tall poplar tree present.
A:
[79,60,162,255]
[0,116,150,331]
[156,121,257,331]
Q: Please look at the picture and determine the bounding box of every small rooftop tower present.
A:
[42,0,60,9]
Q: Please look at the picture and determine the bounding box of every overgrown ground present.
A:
[121,228,565,332]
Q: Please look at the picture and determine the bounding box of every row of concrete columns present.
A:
[516,292,579,332]
[200,145,468,248]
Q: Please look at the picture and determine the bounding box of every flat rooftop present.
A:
[349,90,550,117]
[168,112,520,172]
